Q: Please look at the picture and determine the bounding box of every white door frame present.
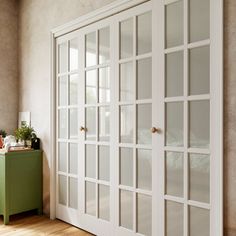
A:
[50,0,223,235]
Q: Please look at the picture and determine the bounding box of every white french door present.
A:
[54,0,222,236]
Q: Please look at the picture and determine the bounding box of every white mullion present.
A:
[135,52,152,60]
[164,96,184,102]
[119,57,133,64]
[164,195,185,204]
[164,45,185,54]
[187,39,210,49]
[188,200,211,210]
[135,99,152,104]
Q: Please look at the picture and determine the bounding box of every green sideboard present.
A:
[0,150,42,224]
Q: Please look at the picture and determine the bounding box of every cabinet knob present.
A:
[151,127,159,133]
[80,126,87,132]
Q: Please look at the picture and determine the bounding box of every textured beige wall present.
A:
[0,0,18,135]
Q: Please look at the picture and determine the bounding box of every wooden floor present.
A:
[0,212,93,236]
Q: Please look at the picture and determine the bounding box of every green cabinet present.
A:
[0,150,42,224]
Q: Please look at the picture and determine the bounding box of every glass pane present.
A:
[137,149,152,190]
[99,27,110,64]
[166,152,183,197]
[99,146,110,181]
[120,105,133,143]
[189,100,209,148]
[137,58,152,100]
[86,107,96,141]
[120,18,133,59]
[120,190,133,230]
[166,51,183,97]
[86,145,96,179]
[137,12,152,55]
[59,109,67,139]
[69,38,78,71]
[86,181,96,216]
[189,46,210,95]
[59,76,67,106]
[190,206,209,236]
[86,32,96,67]
[58,142,67,172]
[165,0,183,48]
[69,74,78,105]
[99,185,110,221]
[137,104,152,144]
[166,102,183,147]
[69,143,77,174]
[137,194,152,236]
[99,107,110,141]
[189,154,210,203]
[59,42,67,73]
[59,175,67,205]
[120,148,133,187]
[166,201,184,236]
[86,70,97,104]
[69,109,77,139]
[189,0,210,43]
[99,67,110,103]
[69,177,78,209]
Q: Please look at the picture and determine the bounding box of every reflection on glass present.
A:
[59,76,67,106]
[120,105,133,143]
[86,107,96,141]
[59,109,67,139]
[120,148,133,187]
[86,181,96,216]
[99,146,110,181]
[59,142,67,172]
[69,177,78,209]
[99,27,110,64]
[99,107,110,141]
[166,51,183,97]
[59,42,67,73]
[86,145,96,179]
[165,152,183,197]
[189,100,209,148]
[69,143,77,175]
[99,67,110,103]
[165,0,183,48]
[120,62,133,101]
[59,175,67,205]
[69,74,78,105]
[86,31,96,67]
[137,12,152,55]
[120,18,133,59]
[137,58,152,100]
[137,149,152,190]
[86,70,97,104]
[69,38,78,71]
[69,109,77,139]
[166,102,183,147]
[189,154,210,203]
[99,185,110,221]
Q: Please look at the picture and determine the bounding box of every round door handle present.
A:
[151,127,159,133]
[80,126,87,132]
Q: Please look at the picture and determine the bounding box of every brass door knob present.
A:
[151,127,159,133]
[80,126,87,132]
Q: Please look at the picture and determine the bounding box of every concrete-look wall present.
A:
[0,0,18,135]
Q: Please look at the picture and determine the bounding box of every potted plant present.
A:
[15,125,36,147]
[0,129,7,138]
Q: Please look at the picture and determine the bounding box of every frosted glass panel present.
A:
[189,0,210,43]
[120,18,133,59]
[99,27,110,64]
[99,146,110,181]
[86,107,96,141]
[59,76,67,106]
[120,62,133,101]
[137,104,152,144]
[137,149,152,190]
[166,152,183,197]
[86,70,97,104]
[86,32,96,67]
[59,175,67,205]
[86,181,96,216]
[120,190,133,230]
[137,12,152,55]
[69,143,77,174]
[99,185,110,221]
[99,67,110,103]
[165,1,183,48]
[69,38,78,71]
[189,154,210,203]
[69,109,77,139]
[69,74,78,105]
[166,102,183,146]
[137,194,152,236]
[59,42,67,73]
[189,46,210,95]
[69,177,78,209]
[190,207,209,236]
[137,58,152,100]
[166,201,184,236]
[59,109,67,139]
[120,148,133,187]
[166,51,183,97]
[86,145,96,179]
[120,105,133,143]
[58,142,67,172]
[99,107,110,141]
[189,101,209,148]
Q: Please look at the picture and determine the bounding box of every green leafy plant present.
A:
[0,129,7,138]
[15,125,37,143]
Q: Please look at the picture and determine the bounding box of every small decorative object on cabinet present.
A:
[0,150,42,224]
